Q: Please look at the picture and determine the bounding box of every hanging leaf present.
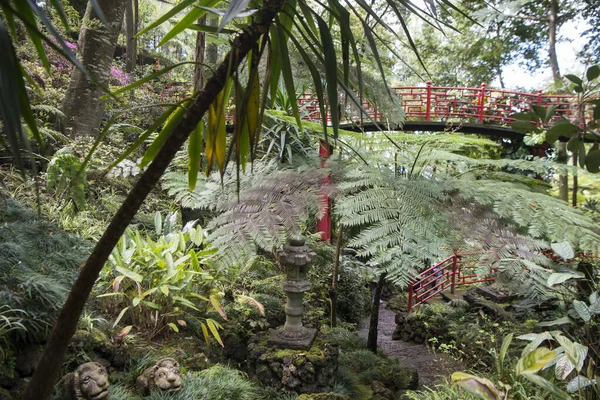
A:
[159,0,222,46]
[206,318,224,347]
[315,14,338,138]
[140,99,192,168]
[567,137,582,153]
[188,121,203,190]
[585,144,600,173]
[510,120,536,134]
[217,0,252,32]
[137,0,197,37]
[586,65,600,82]
[565,74,583,86]
[546,120,579,143]
[275,22,302,131]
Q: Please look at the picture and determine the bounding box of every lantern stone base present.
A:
[248,332,339,394]
[267,326,318,350]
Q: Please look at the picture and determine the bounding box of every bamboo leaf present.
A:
[207,318,224,347]
[188,121,203,191]
[16,1,50,71]
[159,0,222,46]
[116,266,144,283]
[275,21,302,131]
[141,100,192,168]
[218,0,252,32]
[209,294,228,320]
[137,0,197,37]
[315,14,338,138]
[112,306,130,328]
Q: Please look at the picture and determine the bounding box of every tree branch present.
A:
[23,0,284,398]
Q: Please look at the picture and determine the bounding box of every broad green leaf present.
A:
[116,266,143,283]
[567,137,582,153]
[550,242,575,260]
[565,74,583,86]
[510,120,536,134]
[207,318,224,347]
[520,373,572,400]
[545,105,557,122]
[566,376,595,393]
[586,144,600,173]
[555,355,575,380]
[499,333,513,367]
[315,14,338,138]
[268,25,282,108]
[513,111,535,121]
[188,121,203,191]
[586,65,600,82]
[141,99,192,168]
[132,296,141,307]
[531,105,547,121]
[578,141,586,167]
[546,120,579,143]
[518,331,552,357]
[143,301,160,309]
[573,300,591,322]
[160,0,222,46]
[451,372,499,400]
[537,316,572,327]
[173,296,200,311]
[516,347,556,375]
[547,271,583,286]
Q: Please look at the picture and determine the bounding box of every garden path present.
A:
[358,302,459,389]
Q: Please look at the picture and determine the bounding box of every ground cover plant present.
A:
[1,0,600,399]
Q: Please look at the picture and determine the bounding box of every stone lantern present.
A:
[268,235,318,350]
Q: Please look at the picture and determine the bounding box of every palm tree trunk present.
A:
[23,3,284,398]
[367,272,386,353]
[557,141,568,201]
[62,0,127,137]
[548,0,561,83]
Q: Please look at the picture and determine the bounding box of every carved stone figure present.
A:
[136,358,182,395]
[60,362,110,400]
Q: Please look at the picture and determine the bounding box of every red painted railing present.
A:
[407,251,499,311]
[297,83,590,127]
[159,82,590,127]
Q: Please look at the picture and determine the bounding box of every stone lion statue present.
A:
[60,362,110,400]
[136,358,182,395]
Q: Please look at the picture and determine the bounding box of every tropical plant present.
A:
[46,146,87,211]
[95,213,225,343]
[452,331,599,400]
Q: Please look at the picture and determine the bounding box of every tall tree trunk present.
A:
[548,0,561,83]
[125,0,137,73]
[62,0,127,137]
[206,15,219,76]
[23,3,283,398]
[557,141,569,201]
[367,272,386,353]
[193,15,206,93]
[330,224,343,328]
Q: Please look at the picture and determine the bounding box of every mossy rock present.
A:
[0,387,12,400]
[248,333,339,393]
[297,393,349,400]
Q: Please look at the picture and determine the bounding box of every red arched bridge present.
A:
[160,81,587,136]
[298,82,585,136]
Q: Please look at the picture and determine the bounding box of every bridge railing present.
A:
[407,251,498,311]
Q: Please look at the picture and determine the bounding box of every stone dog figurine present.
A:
[136,358,182,395]
[60,362,110,400]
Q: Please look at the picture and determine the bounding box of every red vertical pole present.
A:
[408,281,414,312]
[478,83,486,124]
[317,140,332,242]
[451,254,457,294]
[537,89,543,106]
[425,81,432,121]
